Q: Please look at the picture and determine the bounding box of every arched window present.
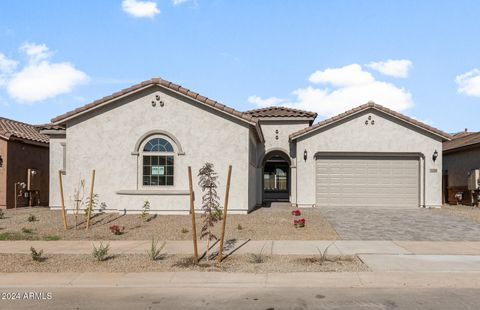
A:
[142,138,174,186]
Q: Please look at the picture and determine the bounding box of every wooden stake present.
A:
[86,169,95,230]
[217,165,232,263]
[58,171,68,230]
[188,166,199,263]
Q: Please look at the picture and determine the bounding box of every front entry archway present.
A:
[262,151,290,202]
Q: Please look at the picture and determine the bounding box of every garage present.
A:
[316,155,420,208]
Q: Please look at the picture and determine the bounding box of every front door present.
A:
[263,156,289,201]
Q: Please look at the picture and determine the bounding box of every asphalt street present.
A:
[2,287,480,310]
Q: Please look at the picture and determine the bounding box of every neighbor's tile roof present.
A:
[0,117,49,144]
[443,131,480,153]
[244,106,317,119]
[289,102,452,141]
[51,77,257,124]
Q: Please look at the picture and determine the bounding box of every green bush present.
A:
[30,247,45,262]
[92,242,110,261]
[146,238,166,261]
[27,214,37,222]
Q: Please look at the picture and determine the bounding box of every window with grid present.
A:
[142,138,174,186]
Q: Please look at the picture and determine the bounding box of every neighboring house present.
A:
[443,130,480,205]
[0,118,50,209]
[43,77,451,214]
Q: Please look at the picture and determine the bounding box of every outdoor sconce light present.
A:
[303,149,308,161]
[0,155,2,167]
[432,150,438,162]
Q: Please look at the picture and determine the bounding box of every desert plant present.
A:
[21,227,34,234]
[198,163,222,261]
[30,247,44,262]
[92,242,110,261]
[141,200,150,222]
[109,225,125,235]
[83,193,99,217]
[248,244,266,264]
[237,224,243,230]
[0,209,4,219]
[316,242,335,264]
[146,238,166,261]
[181,227,189,234]
[27,214,37,222]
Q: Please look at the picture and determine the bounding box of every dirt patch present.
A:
[434,204,480,224]
[0,254,366,273]
[0,204,338,240]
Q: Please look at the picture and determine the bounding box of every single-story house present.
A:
[443,130,480,205]
[43,77,451,214]
[0,117,50,209]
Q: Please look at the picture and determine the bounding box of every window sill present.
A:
[116,190,189,196]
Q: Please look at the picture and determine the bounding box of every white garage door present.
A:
[316,156,420,208]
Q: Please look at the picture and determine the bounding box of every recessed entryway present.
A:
[262,151,290,202]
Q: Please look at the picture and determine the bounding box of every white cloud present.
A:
[0,53,18,86]
[249,64,413,117]
[122,0,160,18]
[172,0,188,5]
[309,64,374,86]
[456,69,480,97]
[247,95,287,108]
[20,42,51,64]
[7,62,88,103]
[367,59,413,78]
[0,42,89,103]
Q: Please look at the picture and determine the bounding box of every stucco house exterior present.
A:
[443,130,480,205]
[0,117,50,209]
[44,77,451,214]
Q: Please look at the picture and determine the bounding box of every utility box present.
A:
[468,169,480,191]
[27,168,40,191]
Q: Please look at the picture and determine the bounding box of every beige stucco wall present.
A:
[444,147,480,187]
[50,86,253,213]
[294,109,443,208]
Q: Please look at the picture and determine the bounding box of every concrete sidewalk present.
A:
[1,271,480,289]
[2,240,480,255]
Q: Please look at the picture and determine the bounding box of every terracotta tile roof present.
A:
[51,77,257,125]
[289,102,452,141]
[451,130,475,139]
[244,106,317,119]
[443,131,480,153]
[35,123,65,131]
[0,117,49,144]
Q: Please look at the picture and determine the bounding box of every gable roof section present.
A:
[51,77,264,142]
[289,102,452,141]
[0,117,49,145]
[245,106,317,119]
[443,131,480,153]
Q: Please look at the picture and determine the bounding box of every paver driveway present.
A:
[318,207,480,241]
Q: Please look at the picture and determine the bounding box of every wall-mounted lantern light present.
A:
[303,149,308,161]
[0,155,2,167]
[432,150,438,162]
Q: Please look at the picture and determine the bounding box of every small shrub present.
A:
[237,224,243,230]
[293,218,305,228]
[92,242,110,261]
[141,200,150,222]
[44,235,60,241]
[316,243,335,264]
[181,228,189,234]
[147,238,166,261]
[248,244,266,264]
[291,209,301,216]
[109,225,124,235]
[0,209,4,219]
[84,193,99,217]
[27,214,37,222]
[0,232,25,240]
[30,247,45,262]
[21,227,34,234]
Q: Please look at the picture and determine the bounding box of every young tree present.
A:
[198,162,222,261]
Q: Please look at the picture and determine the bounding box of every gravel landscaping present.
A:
[0,203,338,241]
[434,204,480,224]
[0,253,366,273]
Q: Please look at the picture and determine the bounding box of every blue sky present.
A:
[0,0,479,132]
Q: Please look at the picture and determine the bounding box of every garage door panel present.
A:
[316,156,419,208]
